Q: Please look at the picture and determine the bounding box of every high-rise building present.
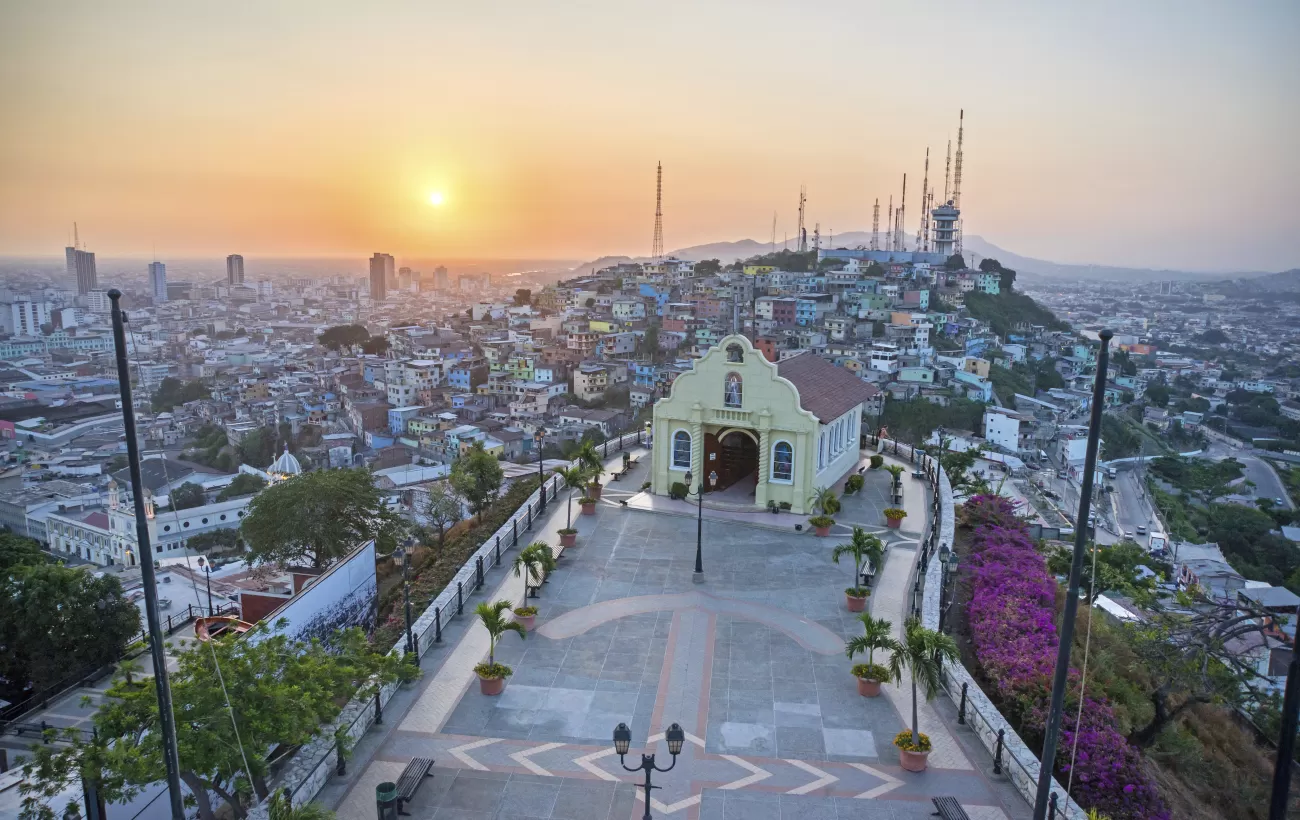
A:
[67,249,97,295]
[0,301,53,336]
[433,265,449,290]
[369,253,394,301]
[149,262,167,302]
[65,246,77,283]
[226,254,245,285]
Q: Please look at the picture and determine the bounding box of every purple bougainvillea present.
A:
[962,496,1168,820]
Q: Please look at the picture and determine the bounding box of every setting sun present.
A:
[428,191,445,207]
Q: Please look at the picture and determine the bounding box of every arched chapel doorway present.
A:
[704,429,759,494]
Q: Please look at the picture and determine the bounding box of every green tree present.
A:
[694,259,722,275]
[317,324,370,351]
[449,441,505,520]
[422,482,463,549]
[1046,541,1157,604]
[150,377,210,412]
[475,600,525,668]
[574,440,605,485]
[845,613,900,676]
[185,528,241,555]
[361,336,390,356]
[944,253,966,270]
[513,288,532,306]
[553,465,587,529]
[19,627,413,820]
[0,564,139,700]
[887,618,960,749]
[241,468,406,568]
[642,324,659,355]
[831,527,884,597]
[237,427,277,468]
[1144,383,1171,408]
[0,532,45,571]
[216,472,267,501]
[167,482,207,510]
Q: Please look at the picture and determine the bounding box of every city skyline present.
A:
[2,2,1297,272]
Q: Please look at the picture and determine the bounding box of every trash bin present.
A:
[376,781,399,820]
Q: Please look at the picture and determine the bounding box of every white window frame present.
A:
[771,440,794,483]
[671,428,692,471]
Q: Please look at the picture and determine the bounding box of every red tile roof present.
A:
[776,353,880,424]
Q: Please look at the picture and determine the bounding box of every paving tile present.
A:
[779,794,838,820]
[494,780,560,818]
[441,777,507,812]
[822,727,877,758]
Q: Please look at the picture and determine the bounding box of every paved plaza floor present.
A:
[329,451,1029,820]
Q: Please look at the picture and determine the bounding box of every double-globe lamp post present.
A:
[195,554,214,614]
[393,538,416,661]
[535,428,547,514]
[683,470,717,581]
[614,721,685,820]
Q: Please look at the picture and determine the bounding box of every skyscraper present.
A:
[149,262,167,302]
[68,249,97,295]
[369,253,394,301]
[226,254,245,285]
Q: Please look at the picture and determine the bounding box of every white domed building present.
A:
[268,446,303,481]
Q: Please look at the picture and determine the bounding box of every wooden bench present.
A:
[931,796,971,820]
[395,757,436,815]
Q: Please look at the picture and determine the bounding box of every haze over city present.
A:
[2,1,1297,272]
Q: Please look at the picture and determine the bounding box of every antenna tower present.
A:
[916,148,930,252]
[925,190,935,252]
[651,162,664,261]
[796,186,807,252]
[897,174,907,252]
[871,198,880,251]
[770,212,777,254]
[812,224,820,254]
[952,109,965,208]
[74,222,80,250]
[886,195,893,251]
[943,140,952,203]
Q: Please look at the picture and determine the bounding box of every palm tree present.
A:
[845,613,900,674]
[831,527,885,594]
[115,657,144,687]
[475,600,526,667]
[553,465,587,528]
[887,618,960,749]
[809,485,840,516]
[513,542,555,590]
[575,440,604,484]
[883,464,905,491]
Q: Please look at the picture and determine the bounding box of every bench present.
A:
[396,757,436,815]
[931,796,971,820]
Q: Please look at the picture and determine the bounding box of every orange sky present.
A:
[1,2,1297,271]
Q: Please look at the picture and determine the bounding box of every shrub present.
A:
[845,586,870,598]
[778,501,791,510]
[473,662,512,680]
[557,527,577,535]
[670,481,688,500]
[845,474,865,494]
[808,514,835,528]
[962,495,1167,820]
[883,508,908,520]
[641,481,651,491]
[851,662,891,682]
[513,606,538,617]
[870,454,884,469]
[578,496,596,505]
[893,729,931,753]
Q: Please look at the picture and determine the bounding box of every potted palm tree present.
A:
[845,613,898,697]
[831,527,884,611]
[579,495,597,515]
[883,508,907,529]
[553,464,586,547]
[883,463,905,490]
[808,485,840,537]
[513,605,538,631]
[473,600,526,695]
[576,440,605,500]
[887,618,959,771]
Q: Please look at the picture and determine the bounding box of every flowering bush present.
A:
[893,729,931,752]
[962,495,1168,820]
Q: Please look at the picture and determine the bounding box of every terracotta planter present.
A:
[857,677,882,697]
[559,531,577,548]
[898,748,930,772]
[886,517,902,529]
[478,674,505,696]
[581,502,596,516]
[845,592,867,612]
[515,614,536,631]
[814,524,831,537]
[587,483,603,500]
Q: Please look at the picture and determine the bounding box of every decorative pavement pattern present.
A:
[331,451,1029,819]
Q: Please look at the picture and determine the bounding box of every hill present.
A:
[963,290,1070,337]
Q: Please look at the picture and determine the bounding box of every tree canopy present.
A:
[422,482,463,548]
[1,561,139,702]
[240,468,406,567]
[18,627,413,820]
[450,441,505,519]
[361,336,390,356]
[168,482,207,511]
[151,377,209,412]
[694,259,722,275]
[317,324,370,351]
[216,472,267,501]
[513,288,532,306]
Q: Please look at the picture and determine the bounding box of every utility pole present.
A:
[871,198,880,251]
[109,290,186,819]
[1032,329,1112,820]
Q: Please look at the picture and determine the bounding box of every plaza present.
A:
[323,449,1030,820]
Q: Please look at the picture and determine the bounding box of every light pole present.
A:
[535,428,547,514]
[683,470,717,582]
[195,554,214,614]
[394,539,416,661]
[613,722,685,820]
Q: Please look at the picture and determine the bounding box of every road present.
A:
[1200,440,1294,510]
[1111,465,1159,543]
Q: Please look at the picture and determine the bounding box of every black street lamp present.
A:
[394,539,416,661]
[613,721,686,820]
[683,470,718,582]
[195,554,213,614]
[535,428,547,514]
